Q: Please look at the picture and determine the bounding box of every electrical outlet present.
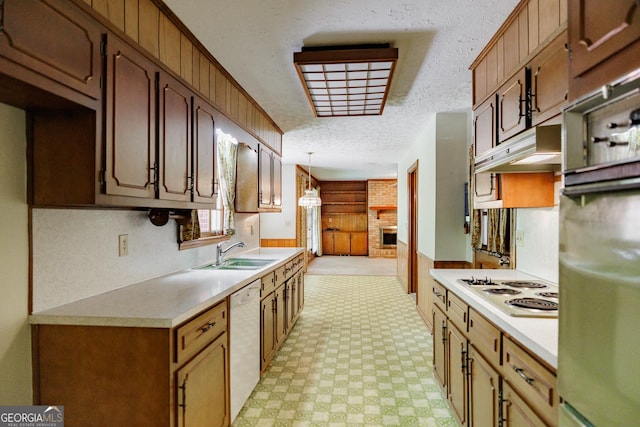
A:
[118,234,128,257]
[516,230,524,247]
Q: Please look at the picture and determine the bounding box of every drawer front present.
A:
[446,291,468,334]
[284,260,294,280]
[432,280,447,313]
[274,265,286,288]
[176,301,227,363]
[503,337,558,426]
[261,272,275,298]
[468,308,501,368]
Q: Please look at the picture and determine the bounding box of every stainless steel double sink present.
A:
[197,258,276,271]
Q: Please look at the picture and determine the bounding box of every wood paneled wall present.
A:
[417,253,435,332]
[396,240,408,293]
[260,239,297,248]
[321,214,367,232]
[81,0,282,154]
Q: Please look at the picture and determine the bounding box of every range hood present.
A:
[474,125,561,173]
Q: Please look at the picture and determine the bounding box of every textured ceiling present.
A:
[164,0,519,180]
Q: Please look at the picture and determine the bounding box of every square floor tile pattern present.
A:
[233,275,456,426]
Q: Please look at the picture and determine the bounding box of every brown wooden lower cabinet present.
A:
[447,322,468,426]
[431,279,558,427]
[468,345,501,427]
[176,333,230,427]
[322,231,368,255]
[432,305,448,388]
[260,255,305,373]
[502,382,548,427]
[33,300,230,427]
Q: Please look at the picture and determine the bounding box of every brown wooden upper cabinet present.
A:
[0,0,102,108]
[235,143,282,212]
[568,0,640,100]
[104,33,157,200]
[27,27,220,209]
[530,32,569,125]
[105,35,218,207]
[473,95,497,158]
[470,0,567,210]
[158,72,193,203]
[497,67,530,143]
[193,95,219,203]
[258,145,282,211]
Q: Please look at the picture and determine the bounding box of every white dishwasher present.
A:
[230,279,261,422]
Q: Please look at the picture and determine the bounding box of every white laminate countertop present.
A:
[429,269,558,370]
[30,248,303,329]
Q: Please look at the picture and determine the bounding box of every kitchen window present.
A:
[178,191,229,250]
[198,205,224,236]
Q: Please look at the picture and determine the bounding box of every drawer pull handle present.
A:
[512,365,534,385]
[201,321,216,334]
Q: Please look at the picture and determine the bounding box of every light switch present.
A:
[119,234,129,256]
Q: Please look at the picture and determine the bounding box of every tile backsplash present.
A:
[32,209,259,312]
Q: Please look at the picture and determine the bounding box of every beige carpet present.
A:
[306,256,397,276]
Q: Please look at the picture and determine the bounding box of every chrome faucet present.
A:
[216,241,246,265]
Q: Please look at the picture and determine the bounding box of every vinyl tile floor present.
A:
[233,274,456,426]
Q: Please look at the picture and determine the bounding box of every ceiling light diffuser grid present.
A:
[294,46,398,117]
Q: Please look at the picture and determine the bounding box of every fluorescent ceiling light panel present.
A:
[294,44,398,117]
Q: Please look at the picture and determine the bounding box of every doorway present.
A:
[407,162,418,295]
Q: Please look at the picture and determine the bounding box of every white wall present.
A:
[0,103,32,404]
[515,206,559,283]
[398,112,471,261]
[260,164,296,239]
[397,114,435,246]
[435,113,471,260]
[32,210,259,312]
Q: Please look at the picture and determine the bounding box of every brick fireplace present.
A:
[368,179,397,258]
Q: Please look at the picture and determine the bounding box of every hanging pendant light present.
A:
[298,152,322,208]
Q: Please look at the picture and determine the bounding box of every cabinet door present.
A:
[176,333,230,427]
[235,143,259,213]
[498,67,529,143]
[322,232,335,254]
[568,0,640,80]
[286,277,297,328]
[531,33,568,126]
[158,72,192,202]
[432,305,447,389]
[447,322,467,426]
[334,232,351,255]
[193,96,218,203]
[272,155,282,207]
[0,0,102,103]
[468,346,500,427]
[502,383,549,427]
[260,295,275,371]
[104,34,156,199]
[275,284,287,348]
[297,271,304,313]
[473,173,499,206]
[350,232,368,255]
[474,95,497,157]
[259,146,272,207]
